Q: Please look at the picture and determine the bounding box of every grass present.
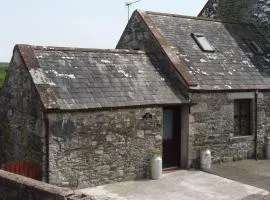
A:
[0,62,9,88]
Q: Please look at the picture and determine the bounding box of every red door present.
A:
[3,160,41,180]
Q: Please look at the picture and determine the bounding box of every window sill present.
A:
[230,135,254,143]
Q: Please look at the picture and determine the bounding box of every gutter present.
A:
[43,102,196,114]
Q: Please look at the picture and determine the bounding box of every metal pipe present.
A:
[128,5,130,21]
[125,0,142,20]
[254,90,258,160]
[44,113,50,183]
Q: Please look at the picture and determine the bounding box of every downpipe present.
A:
[254,90,258,160]
[44,113,50,183]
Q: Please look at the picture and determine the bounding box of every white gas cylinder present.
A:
[151,155,162,180]
[200,149,211,170]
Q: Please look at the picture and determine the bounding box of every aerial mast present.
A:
[125,0,142,21]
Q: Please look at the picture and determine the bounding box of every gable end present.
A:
[137,10,198,87]
[16,44,60,110]
[117,10,198,88]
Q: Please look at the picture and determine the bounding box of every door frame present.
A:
[162,105,189,169]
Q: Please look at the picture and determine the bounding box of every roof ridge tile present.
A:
[141,10,254,26]
[16,44,145,55]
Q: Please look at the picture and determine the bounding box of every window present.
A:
[191,33,215,52]
[234,99,252,136]
[244,39,264,55]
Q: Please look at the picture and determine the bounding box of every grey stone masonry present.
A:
[3,8,270,191]
[0,169,111,200]
[257,92,270,158]
[47,107,162,188]
[188,91,270,167]
[117,10,270,168]
[0,51,46,178]
[199,0,270,40]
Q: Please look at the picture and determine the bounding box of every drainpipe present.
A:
[44,113,50,183]
[254,90,258,160]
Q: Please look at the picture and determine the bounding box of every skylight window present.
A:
[191,33,215,53]
[244,39,264,55]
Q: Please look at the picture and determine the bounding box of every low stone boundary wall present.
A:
[0,169,110,200]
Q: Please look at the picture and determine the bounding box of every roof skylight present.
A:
[244,39,264,55]
[191,33,215,53]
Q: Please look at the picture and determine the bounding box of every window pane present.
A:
[250,41,264,54]
[163,109,173,140]
[234,101,240,115]
[191,33,215,52]
[234,99,251,136]
[234,118,240,135]
[196,36,215,52]
[241,118,249,135]
[241,101,250,115]
[243,39,264,55]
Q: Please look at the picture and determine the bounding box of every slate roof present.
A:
[141,11,270,90]
[17,45,188,110]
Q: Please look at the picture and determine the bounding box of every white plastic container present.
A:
[266,137,270,159]
[200,149,211,170]
[151,155,162,180]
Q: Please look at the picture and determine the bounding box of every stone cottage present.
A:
[1,8,270,188]
[117,9,270,163]
[0,44,188,188]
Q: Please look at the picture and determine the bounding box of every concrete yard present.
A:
[78,170,268,200]
[206,159,270,191]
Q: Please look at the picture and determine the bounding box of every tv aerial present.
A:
[125,0,142,20]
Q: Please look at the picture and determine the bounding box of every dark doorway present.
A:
[162,108,181,169]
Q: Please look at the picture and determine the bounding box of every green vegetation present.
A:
[0,62,9,88]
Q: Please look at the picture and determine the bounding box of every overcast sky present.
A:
[0,0,207,62]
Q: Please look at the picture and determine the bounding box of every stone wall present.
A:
[0,50,46,178]
[257,92,270,157]
[0,169,108,200]
[199,0,270,39]
[189,91,270,167]
[199,0,251,22]
[47,107,162,188]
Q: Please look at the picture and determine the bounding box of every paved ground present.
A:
[78,170,268,200]
[205,159,270,191]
